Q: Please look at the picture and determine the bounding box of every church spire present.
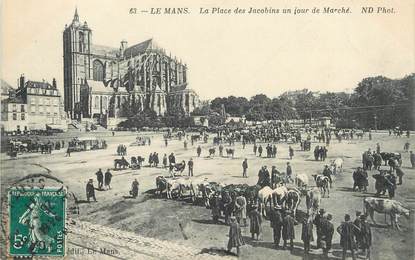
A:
[73,7,79,22]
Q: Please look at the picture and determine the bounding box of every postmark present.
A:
[8,187,66,257]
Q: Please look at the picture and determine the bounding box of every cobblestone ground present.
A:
[67,219,235,260]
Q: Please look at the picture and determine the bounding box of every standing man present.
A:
[376,143,381,154]
[197,146,202,157]
[219,144,224,157]
[184,140,188,150]
[321,214,334,258]
[188,158,194,177]
[165,139,168,147]
[234,194,247,227]
[337,214,358,260]
[86,179,97,202]
[289,146,294,160]
[353,211,363,249]
[282,210,298,251]
[313,208,326,248]
[410,151,415,168]
[286,162,293,183]
[227,216,245,256]
[130,179,139,198]
[258,145,263,157]
[301,214,314,255]
[253,143,257,155]
[359,215,372,260]
[242,158,248,178]
[162,154,168,169]
[322,165,333,188]
[65,146,71,157]
[270,205,283,248]
[248,205,262,240]
[104,169,113,190]
[95,168,104,189]
[271,166,280,188]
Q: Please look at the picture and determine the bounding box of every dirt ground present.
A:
[1,131,414,259]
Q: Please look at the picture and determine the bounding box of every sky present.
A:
[1,0,414,100]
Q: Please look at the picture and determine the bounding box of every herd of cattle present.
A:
[153,152,410,230]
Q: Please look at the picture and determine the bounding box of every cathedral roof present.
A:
[123,39,155,57]
[86,80,114,94]
[91,44,119,57]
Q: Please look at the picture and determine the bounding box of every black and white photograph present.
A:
[1,0,414,259]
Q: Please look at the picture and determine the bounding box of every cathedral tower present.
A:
[63,8,92,119]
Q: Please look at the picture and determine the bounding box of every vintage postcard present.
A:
[1,0,414,259]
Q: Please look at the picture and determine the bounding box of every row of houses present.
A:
[1,76,68,134]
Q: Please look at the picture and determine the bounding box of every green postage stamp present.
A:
[8,187,66,257]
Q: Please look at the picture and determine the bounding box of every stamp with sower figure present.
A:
[8,187,66,257]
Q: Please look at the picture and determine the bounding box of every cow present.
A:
[330,158,343,175]
[363,197,411,231]
[285,188,301,218]
[312,174,330,198]
[225,148,235,158]
[165,177,195,200]
[295,173,309,188]
[306,187,322,215]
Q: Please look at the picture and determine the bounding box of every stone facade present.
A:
[63,9,199,122]
[1,94,28,132]
[0,76,67,132]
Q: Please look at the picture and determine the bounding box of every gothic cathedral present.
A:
[63,9,199,122]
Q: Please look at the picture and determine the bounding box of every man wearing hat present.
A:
[321,214,334,258]
[359,214,372,260]
[210,192,221,223]
[248,204,262,240]
[322,165,333,188]
[86,179,97,202]
[286,162,293,183]
[242,158,248,178]
[282,210,298,251]
[235,194,247,227]
[301,214,314,254]
[337,214,358,260]
[313,208,326,248]
[354,211,363,249]
[227,216,245,256]
[270,205,283,248]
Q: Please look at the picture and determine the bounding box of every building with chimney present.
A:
[0,75,67,133]
[63,9,199,125]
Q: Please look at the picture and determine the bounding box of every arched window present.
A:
[93,60,104,81]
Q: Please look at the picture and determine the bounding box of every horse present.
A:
[208,148,216,157]
[312,174,330,198]
[225,148,235,158]
[257,186,288,216]
[114,158,130,170]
